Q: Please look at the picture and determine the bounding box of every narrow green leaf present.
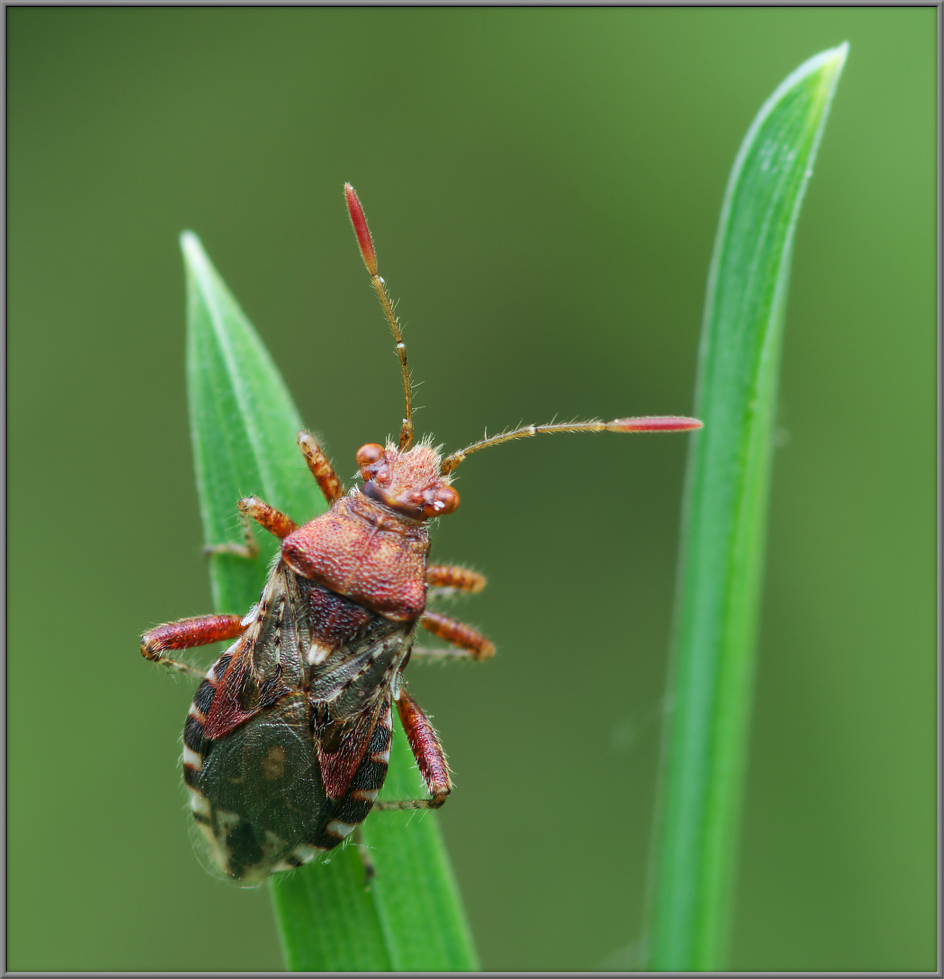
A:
[647,45,848,971]
[182,232,479,972]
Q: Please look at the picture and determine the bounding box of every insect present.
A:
[141,184,702,883]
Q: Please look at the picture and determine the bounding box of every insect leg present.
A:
[373,689,452,811]
[351,826,377,888]
[204,496,299,558]
[141,614,246,678]
[426,564,487,594]
[413,610,496,661]
[297,432,344,504]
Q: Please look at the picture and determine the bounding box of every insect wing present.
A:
[184,566,324,881]
[305,583,415,801]
[195,692,327,881]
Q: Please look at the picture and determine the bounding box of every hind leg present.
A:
[373,689,452,812]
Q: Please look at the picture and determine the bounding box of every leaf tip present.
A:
[180,230,206,268]
[797,42,850,94]
[818,41,849,84]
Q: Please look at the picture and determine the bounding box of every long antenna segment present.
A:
[344,183,414,450]
[440,416,703,474]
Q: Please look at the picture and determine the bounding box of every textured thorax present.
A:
[282,491,429,622]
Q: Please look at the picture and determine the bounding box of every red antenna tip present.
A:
[610,416,703,433]
[344,183,378,276]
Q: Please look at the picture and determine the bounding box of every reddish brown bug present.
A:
[141,184,702,883]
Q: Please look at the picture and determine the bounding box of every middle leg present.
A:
[426,564,486,594]
[415,611,496,661]
[141,613,247,678]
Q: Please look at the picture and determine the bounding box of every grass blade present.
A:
[182,232,479,972]
[646,44,849,970]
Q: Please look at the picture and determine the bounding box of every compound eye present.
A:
[356,443,386,481]
[356,443,385,468]
[427,485,460,517]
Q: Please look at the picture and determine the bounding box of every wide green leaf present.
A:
[646,45,848,971]
[182,232,479,971]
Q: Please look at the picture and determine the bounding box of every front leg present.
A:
[372,689,452,811]
[297,431,344,504]
[205,496,299,559]
[141,614,246,678]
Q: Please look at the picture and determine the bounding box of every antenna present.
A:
[440,416,703,474]
[344,184,414,450]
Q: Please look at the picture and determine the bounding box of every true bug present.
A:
[141,184,702,883]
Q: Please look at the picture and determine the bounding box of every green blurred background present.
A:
[8,8,935,973]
